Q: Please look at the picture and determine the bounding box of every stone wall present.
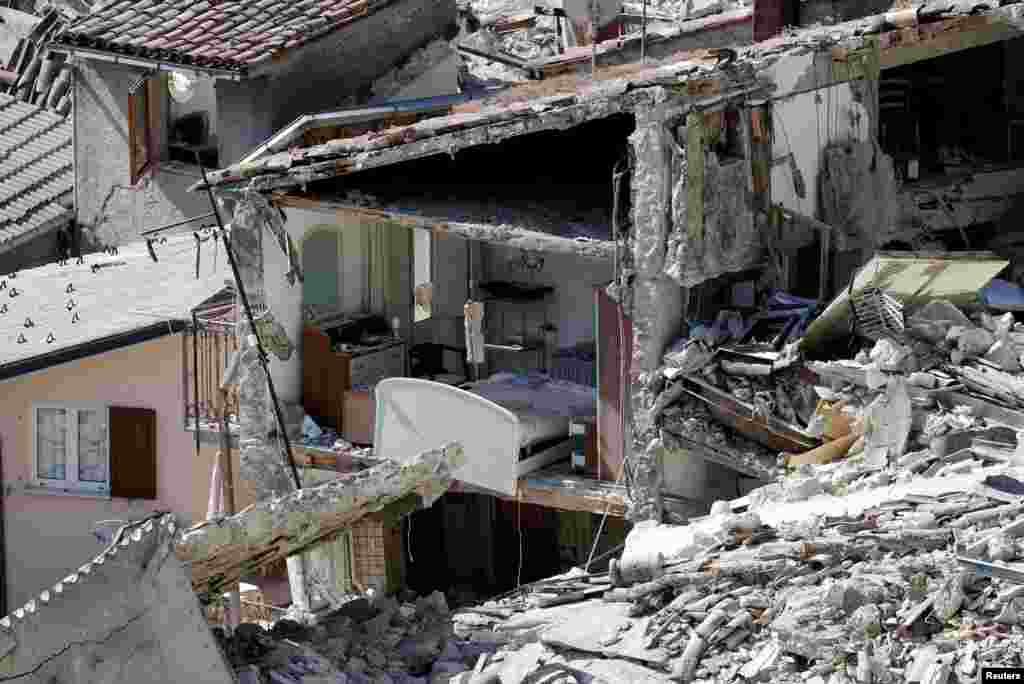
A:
[73,0,456,248]
[72,60,211,250]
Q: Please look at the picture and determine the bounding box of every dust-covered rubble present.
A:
[235,285,1024,683]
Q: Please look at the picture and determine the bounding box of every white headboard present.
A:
[374,378,521,495]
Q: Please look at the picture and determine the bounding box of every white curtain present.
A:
[368,223,411,327]
[36,408,67,480]
[77,410,107,483]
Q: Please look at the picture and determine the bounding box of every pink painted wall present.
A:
[0,334,202,610]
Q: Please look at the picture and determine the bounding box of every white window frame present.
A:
[31,403,111,494]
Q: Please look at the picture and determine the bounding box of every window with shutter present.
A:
[109,406,158,500]
[31,404,110,494]
[31,404,158,499]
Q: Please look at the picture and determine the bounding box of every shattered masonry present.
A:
[178,442,466,598]
[227,191,301,500]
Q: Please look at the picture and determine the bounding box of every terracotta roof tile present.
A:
[0,94,72,252]
[57,0,392,70]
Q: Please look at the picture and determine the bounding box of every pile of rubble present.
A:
[235,450,1024,684]
[218,591,506,684]
[447,466,1024,683]
[234,265,1024,682]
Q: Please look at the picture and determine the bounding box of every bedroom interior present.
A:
[288,114,641,595]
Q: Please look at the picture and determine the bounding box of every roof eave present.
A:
[0,319,189,383]
[50,43,247,80]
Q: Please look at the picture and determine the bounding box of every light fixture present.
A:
[520,251,544,273]
[168,70,197,104]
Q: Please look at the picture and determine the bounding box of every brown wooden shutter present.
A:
[109,407,157,500]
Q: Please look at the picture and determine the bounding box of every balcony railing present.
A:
[184,307,239,429]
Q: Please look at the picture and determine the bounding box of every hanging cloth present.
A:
[206,454,225,520]
[464,300,486,367]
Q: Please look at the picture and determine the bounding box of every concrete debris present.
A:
[214,589,466,684]
[504,282,1024,681]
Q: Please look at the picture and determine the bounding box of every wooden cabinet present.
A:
[303,326,405,435]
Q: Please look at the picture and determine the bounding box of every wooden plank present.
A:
[686,79,721,98]
[878,16,1021,69]
[515,481,629,517]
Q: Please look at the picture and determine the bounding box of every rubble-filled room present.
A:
[872,38,1024,253]
[879,41,1021,184]
[289,113,642,613]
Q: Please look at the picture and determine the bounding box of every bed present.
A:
[374,373,597,495]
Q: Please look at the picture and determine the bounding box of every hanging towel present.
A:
[464,300,486,366]
[206,454,225,521]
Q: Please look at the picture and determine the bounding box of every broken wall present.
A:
[772,88,869,216]
[628,105,689,522]
[663,114,761,287]
[819,139,901,252]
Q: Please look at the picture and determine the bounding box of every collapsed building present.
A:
[198,0,1024,525]
[8,0,1024,683]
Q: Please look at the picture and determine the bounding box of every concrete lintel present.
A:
[274,194,617,260]
[203,96,630,192]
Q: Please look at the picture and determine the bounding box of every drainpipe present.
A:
[0,436,6,617]
[70,58,79,254]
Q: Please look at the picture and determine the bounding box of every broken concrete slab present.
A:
[498,641,547,684]
[177,442,466,598]
[539,599,671,667]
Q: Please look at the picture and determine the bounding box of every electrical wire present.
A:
[516,494,523,589]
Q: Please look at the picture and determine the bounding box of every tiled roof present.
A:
[53,0,399,73]
[197,0,1024,193]
[0,93,72,250]
[2,9,73,116]
[0,231,231,374]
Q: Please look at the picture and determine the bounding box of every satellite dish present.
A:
[168,71,196,104]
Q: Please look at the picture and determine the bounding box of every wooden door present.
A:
[596,287,631,482]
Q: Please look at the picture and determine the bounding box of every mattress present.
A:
[503,406,570,450]
[465,373,597,450]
